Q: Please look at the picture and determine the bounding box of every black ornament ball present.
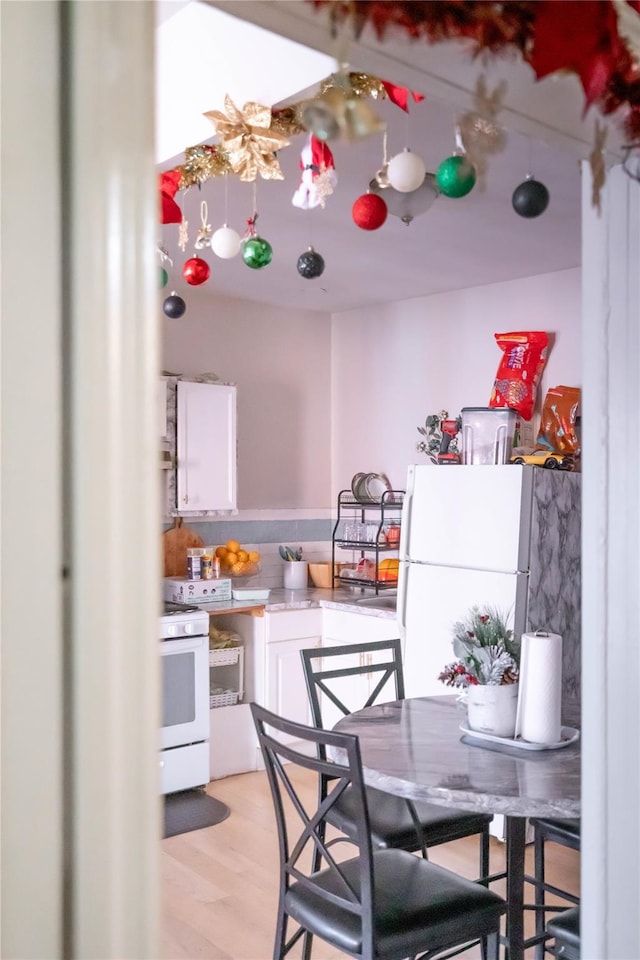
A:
[296,246,325,279]
[163,293,186,319]
[512,177,550,218]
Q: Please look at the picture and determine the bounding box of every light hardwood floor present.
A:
[161,771,580,960]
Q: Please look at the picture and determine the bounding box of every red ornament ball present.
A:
[182,256,211,286]
[352,193,387,231]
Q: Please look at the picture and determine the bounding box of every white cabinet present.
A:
[321,609,401,729]
[257,609,322,754]
[264,610,322,732]
[176,380,237,513]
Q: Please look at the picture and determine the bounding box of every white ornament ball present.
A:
[211,225,241,259]
[387,149,427,193]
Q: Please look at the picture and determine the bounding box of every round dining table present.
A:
[333,694,580,960]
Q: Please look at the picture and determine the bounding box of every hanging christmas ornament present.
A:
[436,126,477,198]
[163,292,186,319]
[241,213,272,269]
[211,225,241,259]
[387,148,427,193]
[292,134,337,210]
[457,75,507,190]
[157,244,172,288]
[301,69,385,143]
[211,173,241,259]
[194,200,213,249]
[178,215,189,252]
[352,192,388,230]
[182,256,211,285]
[296,246,325,279]
[512,174,550,218]
[436,154,476,198]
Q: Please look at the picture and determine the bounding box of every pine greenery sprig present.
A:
[441,605,520,687]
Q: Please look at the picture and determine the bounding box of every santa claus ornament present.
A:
[292,134,337,210]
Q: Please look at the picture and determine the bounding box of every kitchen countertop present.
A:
[196,586,398,619]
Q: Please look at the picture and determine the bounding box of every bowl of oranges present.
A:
[214,540,262,578]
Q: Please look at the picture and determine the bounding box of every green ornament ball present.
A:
[160,267,169,288]
[435,154,477,198]
[242,236,273,269]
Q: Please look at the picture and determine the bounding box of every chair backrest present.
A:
[300,638,405,731]
[250,702,376,952]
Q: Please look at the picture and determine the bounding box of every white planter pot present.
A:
[466,683,519,738]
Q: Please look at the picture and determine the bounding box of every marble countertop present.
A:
[196,586,398,619]
[333,695,581,819]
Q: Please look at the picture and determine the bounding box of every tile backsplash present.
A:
[161,517,335,589]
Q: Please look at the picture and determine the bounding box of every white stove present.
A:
[159,602,210,794]
[160,601,209,639]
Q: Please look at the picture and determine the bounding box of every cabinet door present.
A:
[322,610,403,727]
[266,637,320,742]
[176,381,237,512]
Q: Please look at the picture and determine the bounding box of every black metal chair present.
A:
[525,818,581,958]
[300,639,493,881]
[547,906,580,959]
[251,701,506,960]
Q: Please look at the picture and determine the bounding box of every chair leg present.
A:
[534,832,546,960]
[479,824,491,886]
[483,931,500,960]
[301,930,314,960]
[273,907,288,960]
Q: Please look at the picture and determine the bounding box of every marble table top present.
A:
[333,695,581,819]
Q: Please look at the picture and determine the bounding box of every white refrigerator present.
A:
[397,464,581,704]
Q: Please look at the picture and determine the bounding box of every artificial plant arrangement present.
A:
[438,605,520,688]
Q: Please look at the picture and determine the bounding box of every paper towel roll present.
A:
[515,632,563,744]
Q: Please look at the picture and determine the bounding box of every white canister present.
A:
[283,561,308,590]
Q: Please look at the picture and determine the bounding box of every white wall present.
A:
[162,268,580,512]
[163,293,332,509]
[331,267,581,493]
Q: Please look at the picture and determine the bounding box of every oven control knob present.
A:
[184,622,195,635]
[166,624,177,637]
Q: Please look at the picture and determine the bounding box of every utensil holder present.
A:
[283,561,308,589]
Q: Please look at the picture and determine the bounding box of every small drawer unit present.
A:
[209,644,244,708]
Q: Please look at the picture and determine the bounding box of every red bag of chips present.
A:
[489,331,549,421]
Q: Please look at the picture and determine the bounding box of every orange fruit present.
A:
[249,550,260,562]
[231,561,246,575]
[225,551,238,566]
[237,549,249,562]
[226,539,241,554]
[215,546,228,559]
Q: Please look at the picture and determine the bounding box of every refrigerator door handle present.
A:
[397,560,408,632]
[399,484,413,562]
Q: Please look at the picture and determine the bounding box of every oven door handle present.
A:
[161,635,207,654]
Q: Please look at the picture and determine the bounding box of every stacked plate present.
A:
[351,472,393,503]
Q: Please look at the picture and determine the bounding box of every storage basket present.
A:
[209,645,244,708]
[209,646,242,667]
[210,690,240,708]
